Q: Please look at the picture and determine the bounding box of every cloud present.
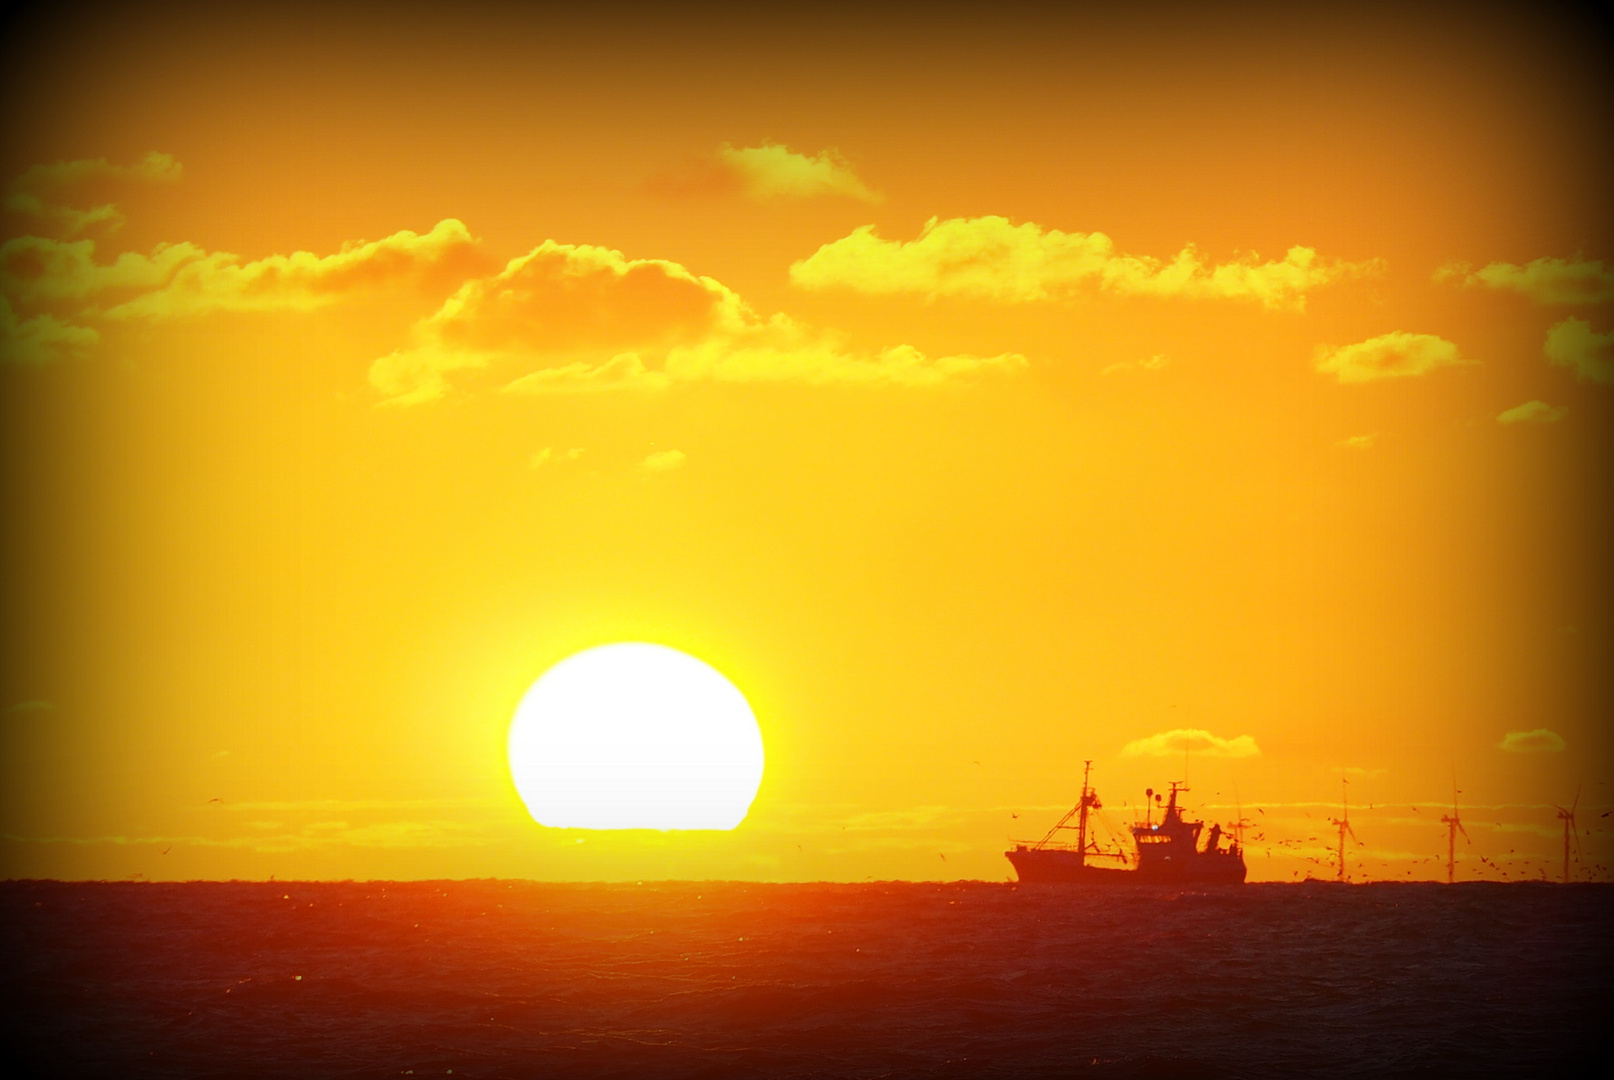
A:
[530,447,583,468]
[4,699,54,714]
[1,219,485,365]
[1,235,209,305]
[1,220,485,366]
[1314,332,1471,383]
[789,216,1378,310]
[1,296,98,365]
[370,239,1026,404]
[6,151,182,235]
[650,144,880,202]
[1336,432,1379,449]
[1544,317,1613,384]
[100,219,485,319]
[1498,728,1565,753]
[1440,257,1614,305]
[2,152,488,372]
[718,143,880,202]
[642,449,687,472]
[1496,400,1568,426]
[504,352,672,395]
[1121,728,1261,759]
[1100,354,1168,376]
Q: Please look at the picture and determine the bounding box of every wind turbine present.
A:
[1555,784,1584,884]
[1439,775,1470,884]
[1329,778,1356,883]
[1231,786,1253,854]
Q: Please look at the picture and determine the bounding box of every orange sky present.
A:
[2,1,1611,884]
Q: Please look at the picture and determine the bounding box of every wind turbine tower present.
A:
[1555,785,1583,884]
[1329,778,1356,883]
[1439,778,1469,884]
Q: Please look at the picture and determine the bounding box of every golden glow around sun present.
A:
[508,644,765,830]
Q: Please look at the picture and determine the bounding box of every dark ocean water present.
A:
[2,880,1609,1080]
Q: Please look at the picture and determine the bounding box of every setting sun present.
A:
[507,644,764,831]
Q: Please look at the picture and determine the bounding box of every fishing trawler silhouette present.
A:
[1007,761,1246,884]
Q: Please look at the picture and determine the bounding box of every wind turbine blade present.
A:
[1458,822,1471,842]
[1572,783,1581,816]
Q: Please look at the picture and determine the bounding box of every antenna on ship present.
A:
[1329,778,1356,883]
[1555,784,1583,884]
[1439,774,1470,885]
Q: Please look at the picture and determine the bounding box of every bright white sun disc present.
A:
[508,643,765,830]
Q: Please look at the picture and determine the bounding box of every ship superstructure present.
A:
[1006,761,1246,885]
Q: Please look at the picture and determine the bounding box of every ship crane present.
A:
[1027,760,1126,866]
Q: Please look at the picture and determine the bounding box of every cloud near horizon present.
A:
[1544,317,1613,384]
[370,240,1026,404]
[1121,728,1261,759]
[790,216,1378,310]
[1439,256,1614,305]
[1314,332,1471,383]
[1497,729,1565,753]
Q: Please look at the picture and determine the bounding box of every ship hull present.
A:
[1006,848,1247,885]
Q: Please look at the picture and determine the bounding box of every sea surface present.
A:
[2,880,1609,1079]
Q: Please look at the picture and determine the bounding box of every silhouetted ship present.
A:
[1007,761,1247,885]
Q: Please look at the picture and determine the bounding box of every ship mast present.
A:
[1075,760,1093,867]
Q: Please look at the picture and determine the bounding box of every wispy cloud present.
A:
[1438,256,1614,305]
[6,151,182,235]
[1,206,484,361]
[1101,354,1168,376]
[1315,332,1472,383]
[1497,728,1565,753]
[791,216,1378,310]
[1496,400,1568,426]
[718,143,880,203]
[100,219,486,319]
[0,295,97,365]
[1121,728,1261,758]
[641,449,687,473]
[650,143,880,203]
[371,239,1025,404]
[530,447,584,468]
[1544,317,1613,384]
